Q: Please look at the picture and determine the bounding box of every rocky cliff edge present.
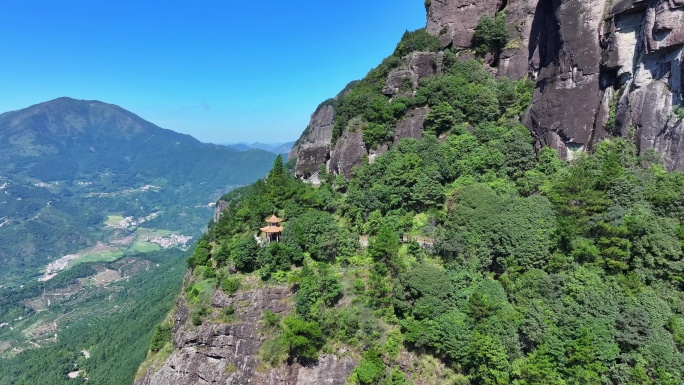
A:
[135,279,356,385]
[289,0,684,178]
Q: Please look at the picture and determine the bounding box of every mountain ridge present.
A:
[289,0,684,179]
[137,1,684,385]
[0,97,203,158]
[222,141,296,154]
[0,97,277,286]
[0,97,279,384]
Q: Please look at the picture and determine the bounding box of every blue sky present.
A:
[0,1,426,143]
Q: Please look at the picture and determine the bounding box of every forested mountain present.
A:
[0,98,276,384]
[144,145,684,385]
[136,1,684,384]
[0,97,277,285]
[0,0,678,383]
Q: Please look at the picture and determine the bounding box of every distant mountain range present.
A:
[0,97,277,382]
[0,96,277,286]
[221,141,295,155]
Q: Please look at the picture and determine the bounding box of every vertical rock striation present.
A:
[289,0,684,180]
[426,0,505,48]
[428,0,684,169]
[610,0,684,169]
[289,105,335,179]
[288,52,446,181]
[525,0,611,160]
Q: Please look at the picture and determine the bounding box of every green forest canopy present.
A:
[188,101,684,385]
[180,28,684,385]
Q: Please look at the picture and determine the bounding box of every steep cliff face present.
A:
[610,0,684,169]
[525,0,612,160]
[431,0,684,168]
[290,105,336,180]
[290,0,684,177]
[135,282,356,385]
[288,52,443,180]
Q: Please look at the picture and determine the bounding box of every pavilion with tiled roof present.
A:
[260,214,283,242]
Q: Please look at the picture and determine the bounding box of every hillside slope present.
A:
[137,2,684,384]
[0,98,277,383]
[0,97,277,286]
[139,142,684,385]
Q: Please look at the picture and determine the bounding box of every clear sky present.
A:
[0,1,426,143]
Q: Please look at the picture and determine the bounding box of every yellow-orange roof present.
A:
[265,215,283,223]
[260,226,283,233]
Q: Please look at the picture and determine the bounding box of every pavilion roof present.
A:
[265,214,283,223]
[260,226,283,233]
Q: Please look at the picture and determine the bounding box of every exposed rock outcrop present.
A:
[394,107,429,144]
[497,0,538,79]
[289,0,684,180]
[426,0,504,48]
[213,200,229,223]
[384,52,445,97]
[289,105,335,178]
[609,0,684,169]
[427,0,684,169]
[290,53,441,181]
[526,0,611,160]
[135,284,356,385]
[329,129,367,179]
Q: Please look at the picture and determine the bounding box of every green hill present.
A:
[0,97,277,286]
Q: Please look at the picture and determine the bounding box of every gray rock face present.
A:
[289,105,335,178]
[497,0,538,79]
[383,69,415,96]
[291,51,442,181]
[425,0,684,170]
[291,105,431,181]
[606,0,684,169]
[289,0,684,179]
[383,52,444,96]
[646,0,684,53]
[426,0,504,48]
[213,200,229,223]
[329,129,367,179]
[135,285,356,385]
[294,146,331,178]
[394,107,429,144]
[525,0,610,160]
[410,52,445,79]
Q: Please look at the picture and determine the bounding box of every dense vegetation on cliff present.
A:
[322,28,530,153]
[173,54,684,385]
[0,250,186,385]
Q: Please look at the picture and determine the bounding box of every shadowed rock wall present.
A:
[290,0,684,180]
[432,0,684,168]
